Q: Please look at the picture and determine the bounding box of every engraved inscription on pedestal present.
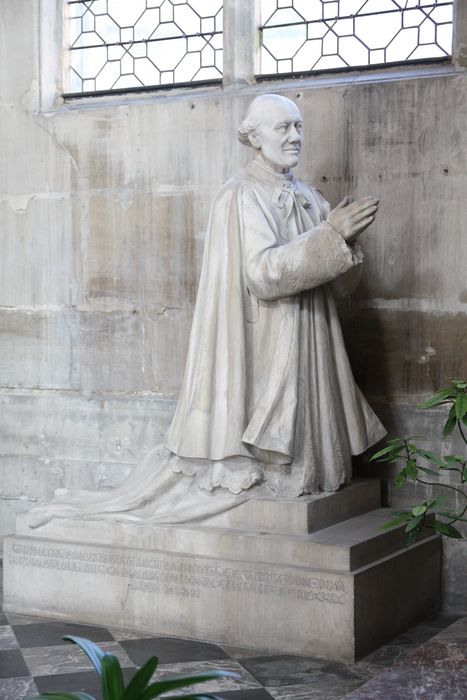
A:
[8,541,347,606]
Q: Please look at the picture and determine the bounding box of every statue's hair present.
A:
[237,121,255,147]
[237,94,297,148]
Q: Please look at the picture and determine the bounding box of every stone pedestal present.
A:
[2,479,441,662]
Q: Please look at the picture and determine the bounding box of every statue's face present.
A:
[250,98,303,172]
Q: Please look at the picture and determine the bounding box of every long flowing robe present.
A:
[166,158,386,496]
[25,158,386,528]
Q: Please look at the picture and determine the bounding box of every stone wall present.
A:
[1,1,466,611]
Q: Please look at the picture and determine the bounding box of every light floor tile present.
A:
[109,627,149,640]
[267,683,348,700]
[0,676,38,700]
[0,626,18,651]
[23,641,134,676]
[154,659,262,695]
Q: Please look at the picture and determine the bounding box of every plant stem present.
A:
[416,478,466,499]
[444,502,467,526]
[457,419,467,447]
[404,439,412,461]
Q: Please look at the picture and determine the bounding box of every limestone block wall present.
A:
[1,1,466,611]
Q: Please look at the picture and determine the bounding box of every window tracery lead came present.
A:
[64,1,455,98]
[258,1,454,76]
[65,0,224,96]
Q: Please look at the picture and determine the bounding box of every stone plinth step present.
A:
[15,507,430,572]
[204,478,381,534]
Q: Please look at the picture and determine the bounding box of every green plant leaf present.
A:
[62,637,106,676]
[463,467,467,482]
[443,455,465,465]
[412,504,427,516]
[452,380,467,389]
[414,448,445,466]
[437,511,467,523]
[386,438,407,445]
[425,496,449,509]
[417,386,456,409]
[405,514,424,533]
[382,513,412,529]
[395,470,408,488]
[431,520,463,539]
[370,444,404,462]
[455,391,467,420]
[385,455,405,463]
[121,657,159,700]
[140,671,240,700]
[101,654,124,700]
[406,459,418,479]
[417,466,441,478]
[443,406,457,438]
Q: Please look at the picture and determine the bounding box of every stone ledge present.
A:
[16,507,432,573]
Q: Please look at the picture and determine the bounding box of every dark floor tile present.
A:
[12,620,113,648]
[222,645,279,659]
[6,612,52,626]
[0,676,38,700]
[121,636,230,666]
[221,690,275,699]
[324,661,375,683]
[34,666,136,699]
[435,616,467,640]
[35,670,102,698]
[357,639,419,670]
[423,612,462,630]
[0,650,29,679]
[388,632,425,648]
[238,655,325,686]
[238,655,373,689]
[109,627,148,641]
[402,623,439,645]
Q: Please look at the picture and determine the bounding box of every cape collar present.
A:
[247,158,310,210]
[247,158,294,185]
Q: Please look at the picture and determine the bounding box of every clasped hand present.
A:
[327,195,379,243]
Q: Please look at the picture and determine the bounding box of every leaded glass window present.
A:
[259,1,454,76]
[65,0,223,96]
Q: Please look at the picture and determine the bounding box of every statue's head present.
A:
[237,94,303,173]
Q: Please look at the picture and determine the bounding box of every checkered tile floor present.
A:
[0,570,463,699]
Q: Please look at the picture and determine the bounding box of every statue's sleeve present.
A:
[240,185,361,301]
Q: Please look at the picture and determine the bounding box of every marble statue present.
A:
[26,94,386,528]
